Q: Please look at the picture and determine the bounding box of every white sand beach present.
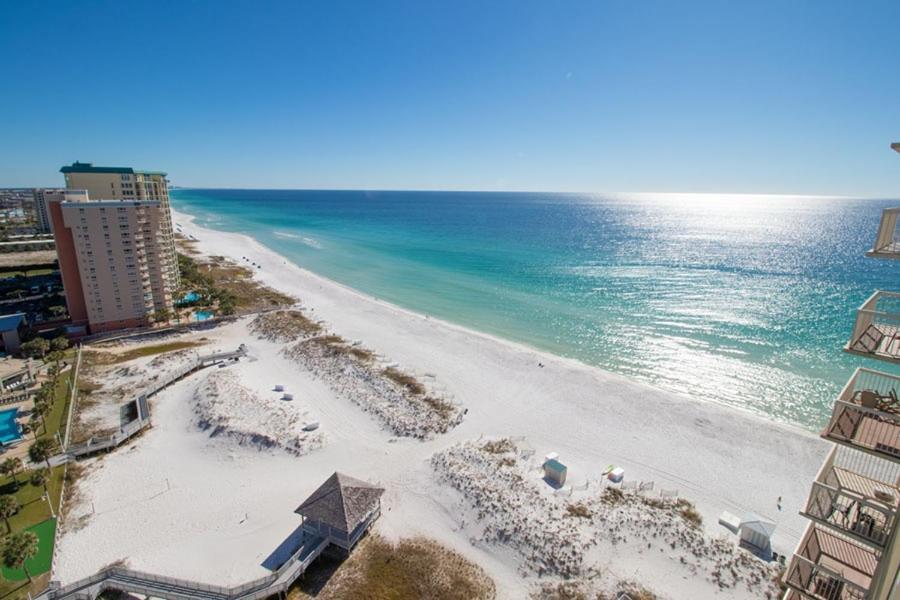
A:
[53,210,831,598]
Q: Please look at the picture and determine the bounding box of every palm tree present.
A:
[28,413,42,438]
[2,531,39,582]
[49,336,69,354]
[46,350,65,379]
[19,338,48,360]
[28,438,55,470]
[29,469,49,495]
[152,307,172,324]
[0,494,18,534]
[0,457,22,488]
[31,400,49,436]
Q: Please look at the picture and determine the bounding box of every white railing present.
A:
[824,398,900,460]
[785,553,868,600]
[62,345,83,450]
[847,290,900,360]
[803,480,896,547]
[867,207,900,258]
[45,532,331,600]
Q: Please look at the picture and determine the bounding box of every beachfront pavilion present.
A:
[295,472,384,551]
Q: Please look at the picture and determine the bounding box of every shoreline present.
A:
[170,208,829,538]
[54,208,830,597]
[173,207,818,440]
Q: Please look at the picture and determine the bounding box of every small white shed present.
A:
[739,514,776,551]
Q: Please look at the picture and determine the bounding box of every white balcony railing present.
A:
[822,368,900,462]
[785,554,868,600]
[803,479,897,547]
[845,290,900,364]
[867,207,900,259]
[784,524,876,600]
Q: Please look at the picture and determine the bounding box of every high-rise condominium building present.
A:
[60,161,180,290]
[783,147,900,599]
[48,162,180,334]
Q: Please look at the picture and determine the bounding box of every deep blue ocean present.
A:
[171,189,900,430]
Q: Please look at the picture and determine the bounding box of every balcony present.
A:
[845,290,900,364]
[822,369,900,462]
[785,524,876,600]
[801,448,899,548]
[866,207,900,259]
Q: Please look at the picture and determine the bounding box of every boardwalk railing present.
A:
[62,345,83,450]
[65,346,246,459]
[43,532,331,600]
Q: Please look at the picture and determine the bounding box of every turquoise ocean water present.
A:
[172,189,900,430]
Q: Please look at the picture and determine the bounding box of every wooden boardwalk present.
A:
[40,532,330,600]
[65,346,247,459]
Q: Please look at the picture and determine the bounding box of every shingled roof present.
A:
[295,472,384,534]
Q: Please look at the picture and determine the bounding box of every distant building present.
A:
[32,188,86,233]
[47,164,180,334]
[0,189,37,232]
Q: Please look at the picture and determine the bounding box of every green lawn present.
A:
[41,361,76,443]
[0,467,65,533]
[0,518,56,582]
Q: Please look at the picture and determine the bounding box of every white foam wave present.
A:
[273,231,323,249]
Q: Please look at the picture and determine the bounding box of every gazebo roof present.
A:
[295,472,384,534]
[740,513,776,537]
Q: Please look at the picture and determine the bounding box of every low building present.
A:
[294,472,384,551]
[738,514,776,554]
[0,313,26,355]
[543,458,567,486]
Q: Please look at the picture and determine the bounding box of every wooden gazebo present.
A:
[294,472,384,551]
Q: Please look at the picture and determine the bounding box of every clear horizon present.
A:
[2,1,899,196]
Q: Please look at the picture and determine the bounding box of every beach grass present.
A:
[381,367,426,395]
[87,341,203,365]
[290,534,495,600]
[249,310,322,342]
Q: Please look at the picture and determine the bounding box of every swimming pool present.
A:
[178,291,201,306]
[194,310,214,322]
[0,408,22,445]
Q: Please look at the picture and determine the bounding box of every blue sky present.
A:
[1,1,898,195]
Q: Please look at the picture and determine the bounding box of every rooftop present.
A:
[59,161,166,177]
[295,472,384,534]
[0,313,26,333]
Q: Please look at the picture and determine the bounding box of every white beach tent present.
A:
[739,514,776,551]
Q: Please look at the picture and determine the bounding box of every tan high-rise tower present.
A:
[60,161,179,292]
[49,162,180,334]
